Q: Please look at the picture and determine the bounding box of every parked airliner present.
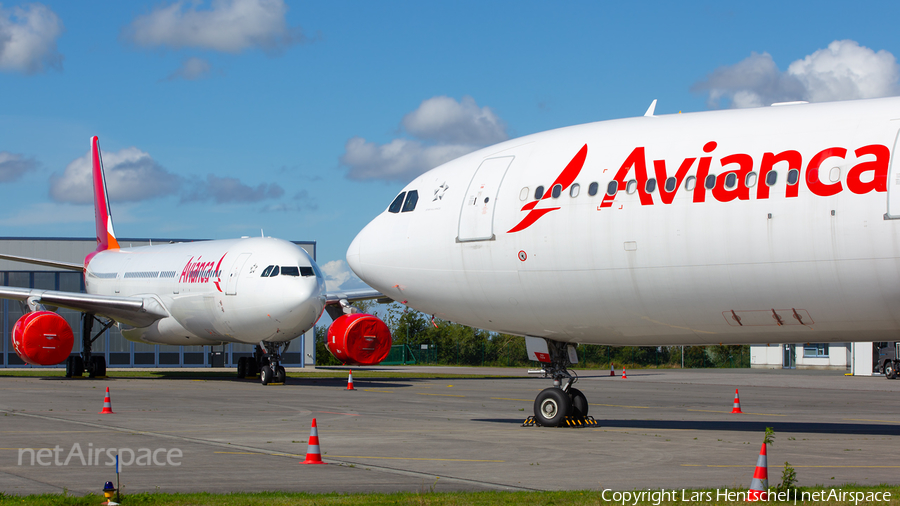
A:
[347,96,900,425]
[0,137,390,384]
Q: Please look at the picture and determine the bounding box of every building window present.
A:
[803,343,829,358]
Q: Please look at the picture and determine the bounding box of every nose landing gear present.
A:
[523,339,597,427]
[236,341,287,385]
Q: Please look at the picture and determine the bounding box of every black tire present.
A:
[89,356,106,378]
[65,356,75,378]
[568,387,589,418]
[247,357,259,376]
[260,365,273,385]
[886,361,897,380]
[274,366,286,384]
[72,356,84,377]
[236,357,246,379]
[533,387,571,427]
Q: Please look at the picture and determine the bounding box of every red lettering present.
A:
[692,141,717,203]
[806,147,846,197]
[601,147,653,207]
[712,153,753,202]
[846,144,889,194]
[653,157,695,204]
[180,256,194,283]
[758,150,801,199]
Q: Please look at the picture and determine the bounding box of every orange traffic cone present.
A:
[301,418,326,464]
[346,370,356,391]
[99,387,114,414]
[621,368,627,379]
[746,442,768,501]
[609,363,616,376]
[732,388,743,413]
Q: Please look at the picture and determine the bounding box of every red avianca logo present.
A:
[507,141,889,233]
[180,253,228,292]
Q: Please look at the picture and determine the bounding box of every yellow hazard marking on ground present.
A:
[490,397,532,402]
[416,393,465,397]
[328,455,504,462]
[594,403,650,409]
[844,418,900,424]
[363,389,393,393]
[687,409,786,416]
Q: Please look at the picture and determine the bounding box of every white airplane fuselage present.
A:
[348,97,900,346]
[85,237,326,346]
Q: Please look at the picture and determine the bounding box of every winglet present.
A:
[91,136,119,251]
[644,99,657,117]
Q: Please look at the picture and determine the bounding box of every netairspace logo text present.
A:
[18,443,182,466]
[601,488,893,505]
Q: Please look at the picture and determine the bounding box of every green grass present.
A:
[2,486,899,506]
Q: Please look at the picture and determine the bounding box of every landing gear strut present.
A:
[527,339,596,427]
[65,313,112,378]
[237,341,287,385]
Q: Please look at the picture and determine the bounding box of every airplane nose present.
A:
[346,222,367,280]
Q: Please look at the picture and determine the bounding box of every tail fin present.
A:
[91,136,119,251]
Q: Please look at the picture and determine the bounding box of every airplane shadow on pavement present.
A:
[472,418,900,435]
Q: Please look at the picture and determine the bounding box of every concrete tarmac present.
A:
[2,367,899,495]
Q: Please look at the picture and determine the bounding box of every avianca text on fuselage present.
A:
[509,140,889,232]
[179,254,227,291]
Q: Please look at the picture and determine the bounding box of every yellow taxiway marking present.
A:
[490,397,532,402]
[684,464,900,468]
[687,409,786,416]
[328,455,503,462]
[844,418,900,424]
[363,389,393,393]
[416,393,465,398]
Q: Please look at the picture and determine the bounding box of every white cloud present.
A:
[340,96,509,181]
[124,0,304,54]
[181,174,284,203]
[402,95,508,145]
[320,259,368,292]
[49,147,181,204]
[694,40,900,108]
[0,151,36,182]
[0,3,63,74]
[163,56,213,81]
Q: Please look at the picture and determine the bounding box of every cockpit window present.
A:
[299,266,314,277]
[281,266,300,276]
[270,266,279,277]
[261,265,273,277]
[401,190,418,212]
[388,192,406,213]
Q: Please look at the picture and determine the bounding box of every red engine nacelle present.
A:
[326,313,392,365]
[11,311,74,366]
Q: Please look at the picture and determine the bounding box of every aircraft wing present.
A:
[324,288,388,321]
[0,253,83,271]
[0,286,168,328]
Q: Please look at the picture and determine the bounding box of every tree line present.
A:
[315,302,750,369]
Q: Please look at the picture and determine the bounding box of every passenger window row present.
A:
[518,169,791,201]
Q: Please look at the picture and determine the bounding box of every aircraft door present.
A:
[886,129,900,218]
[225,253,251,296]
[457,156,514,242]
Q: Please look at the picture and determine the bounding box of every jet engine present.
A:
[326,313,391,365]
[11,311,74,366]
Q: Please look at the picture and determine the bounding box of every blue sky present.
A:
[1,1,899,290]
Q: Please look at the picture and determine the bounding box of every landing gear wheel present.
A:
[534,387,571,427]
[236,357,247,378]
[66,356,84,378]
[568,387,589,418]
[274,366,286,384]
[886,361,897,380]
[88,356,106,378]
[260,365,273,385]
